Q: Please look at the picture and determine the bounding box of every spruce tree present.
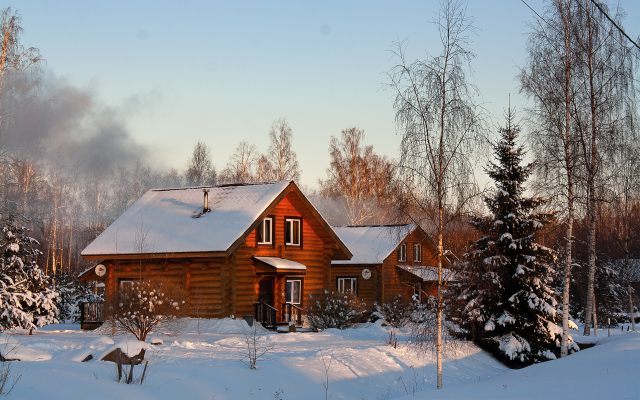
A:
[0,214,58,331]
[460,110,576,367]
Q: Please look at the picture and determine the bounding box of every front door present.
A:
[258,277,274,307]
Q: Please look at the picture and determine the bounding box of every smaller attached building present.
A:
[331,224,452,305]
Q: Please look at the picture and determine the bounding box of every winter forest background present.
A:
[0,0,638,353]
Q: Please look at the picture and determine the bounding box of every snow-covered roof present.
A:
[396,265,457,282]
[331,225,417,265]
[253,257,307,271]
[82,182,291,256]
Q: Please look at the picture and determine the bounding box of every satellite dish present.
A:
[95,264,106,277]
[362,269,372,280]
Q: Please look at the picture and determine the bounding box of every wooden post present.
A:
[116,348,122,382]
[127,360,135,384]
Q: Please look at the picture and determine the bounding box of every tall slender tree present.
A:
[266,118,300,182]
[185,140,216,187]
[386,0,484,388]
[519,0,579,356]
[571,0,638,336]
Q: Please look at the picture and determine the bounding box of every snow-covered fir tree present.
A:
[54,272,102,323]
[0,214,58,332]
[460,110,575,367]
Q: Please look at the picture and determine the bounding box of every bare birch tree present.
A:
[570,0,638,336]
[319,127,376,225]
[220,141,257,184]
[267,118,300,182]
[0,7,42,143]
[519,0,579,357]
[609,140,640,331]
[185,140,216,186]
[386,0,484,388]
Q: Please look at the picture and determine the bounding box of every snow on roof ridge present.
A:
[82,181,291,256]
[332,224,417,265]
[150,180,288,192]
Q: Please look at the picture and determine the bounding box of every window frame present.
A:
[285,278,302,305]
[398,243,407,262]
[118,278,137,291]
[413,282,422,303]
[414,243,422,263]
[284,217,302,247]
[337,277,358,295]
[256,216,275,247]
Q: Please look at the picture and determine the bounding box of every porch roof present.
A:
[396,265,457,282]
[253,256,307,275]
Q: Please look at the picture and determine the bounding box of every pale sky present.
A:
[9,0,640,188]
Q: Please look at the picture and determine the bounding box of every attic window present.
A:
[398,243,407,262]
[285,218,301,246]
[257,217,273,245]
[414,244,422,262]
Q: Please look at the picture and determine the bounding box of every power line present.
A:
[520,0,640,63]
[589,0,640,51]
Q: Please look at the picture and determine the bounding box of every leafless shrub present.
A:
[107,277,188,342]
[241,324,273,370]
[305,290,368,331]
[0,339,21,397]
[374,295,418,329]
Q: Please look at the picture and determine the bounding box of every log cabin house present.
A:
[79,181,352,329]
[331,224,453,305]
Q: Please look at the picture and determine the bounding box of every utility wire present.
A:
[520,0,640,63]
[589,0,640,51]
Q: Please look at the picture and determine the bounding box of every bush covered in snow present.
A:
[53,272,102,323]
[0,214,58,332]
[304,290,367,331]
[107,277,187,341]
[373,294,418,328]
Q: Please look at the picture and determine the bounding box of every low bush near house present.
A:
[373,294,418,329]
[304,290,367,331]
[107,277,188,341]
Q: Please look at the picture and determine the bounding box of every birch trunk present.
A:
[627,252,637,331]
[582,2,598,335]
[560,0,575,357]
[437,206,443,389]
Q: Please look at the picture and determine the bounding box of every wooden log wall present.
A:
[380,228,440,304]
[102,190,341,321]
[103,257,226,319]
[232,192,336,317]
[330,265,381,306]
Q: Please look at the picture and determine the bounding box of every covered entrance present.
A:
[253,257,306,329]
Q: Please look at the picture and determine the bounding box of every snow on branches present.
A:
[458,110,577,367]
[107,277,187,341]
[0,215,58,332]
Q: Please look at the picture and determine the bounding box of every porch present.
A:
[80,301,105,330]
[253,302,303,330]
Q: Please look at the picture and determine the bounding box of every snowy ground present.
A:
[0,320,637,400]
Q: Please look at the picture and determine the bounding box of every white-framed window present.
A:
[119,279,135,291]
[257,217,273,245]
[414,243,422,262]
[285,218,301,246]
[337,277,357,294]
[413,282,421,302]
[398,243,407,262]
[285,279,302,304]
